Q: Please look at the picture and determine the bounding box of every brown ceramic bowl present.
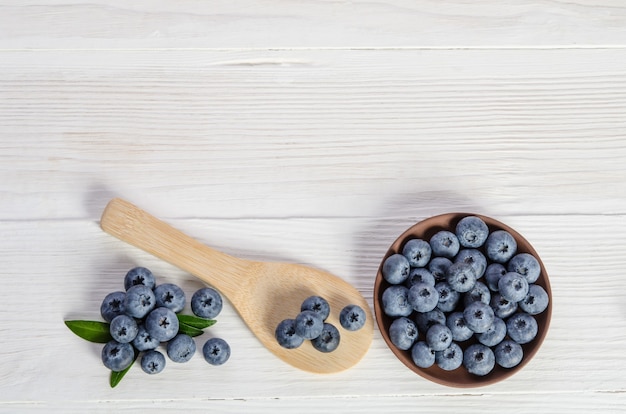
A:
[373,213,552,387]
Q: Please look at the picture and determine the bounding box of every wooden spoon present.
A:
[100,198,373,373]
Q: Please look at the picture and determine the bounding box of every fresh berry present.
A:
[100,291,126,323]
[141,350,166,374]
[124,267,156,291]
[381,285,412,317]
[463,301,495,333]
[434,282,460,312]
[167,334,196,363]
[446,311,474,342]
[506,312,538,344]
[408,282,439,313]
[109,314,138,344]
[485,230,517,263]
[484,263,507,291]
[154,283,186,313]
[490,293,518,319]
[446,262,477,293]
[145,307,179,342]
[463,281,491,307]
[311,323,341,353]
[519,284,549,315]
[426,323,453,352]
[455,216,489,248]
[498,272,529,303]
[463,343,495,376]
[430,230,460,259]
[382,253,410,284]
[476,317,506,347]
[275,319,305,349]
[294,310,324,340]
[124,285,156,319]
[101,340,135,372]
[455,248,487,278]
[508,253,541,284]
[435,342,463,371]
[414,308,446,333]
[301,296,330,321]
[406,267,436,287]
[132,324,160,351]
[411,341,435,368]
[389,317,418,350]
[402,238,432,268]
[428,257,453,281]
[339,304,366,331]
[191,287,223,319]
[495,340,524,368]
[202,338,230,366]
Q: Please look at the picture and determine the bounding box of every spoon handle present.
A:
[100,198,246,299]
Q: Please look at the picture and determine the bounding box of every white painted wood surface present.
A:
[1,1,626,412]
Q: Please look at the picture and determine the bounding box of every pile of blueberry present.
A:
[100,267,230,375]
[380,216,549,376]
[275,296,366,352]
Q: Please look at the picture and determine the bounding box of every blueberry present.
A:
[485,263,507,291]
[401,238,432,268]
[167,334,196,363]
[202,338,231,366]
[339,304,366,331]
[490,293,518,319]
[463,281,491,307]
[100,291,126,323]
[145,307,179,342]
[446,311,474,342]
[485,230,517,263]
[381,285,412,317]
[388,317,418,350]
[101,340,135,372]
[406,267,436,288]
[191,287,223,319]
[301,296,330,321]
[430,231,460,259]
[426,323,453,352]
[132,324,160,351]
[295,310,324,340]
[476,317,506,347]
[435,342,463,371]
[382,254,410,284]
[463,301,495,333]
[519,284,549,315]
[411,341,435,368]
[434,282,460,313]
[454,248,487,278]
[408,282,439,313]
[414,308,446,333]
[508,253,541,284]
[463,343,495,376]
[109,314,138,344]
[428,257,453,281]
[124,267,156,291]
[141,350,166,374]
[495,339,524,368]
[311,323,341,353]
[154,283,186,313]
[506,312,538,344]
[446,262,477,293]
[498,272,530,303]
[275,319,305,349]
[124,285,156,319]
[455,216,489,248]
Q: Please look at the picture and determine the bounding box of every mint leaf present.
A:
[176,314,216,329]
[177,323,205,337]
[110,350,138,388]
[65,320,112,343]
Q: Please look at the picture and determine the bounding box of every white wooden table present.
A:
[2,1,626,412]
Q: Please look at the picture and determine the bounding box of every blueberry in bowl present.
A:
[373,213,552,387]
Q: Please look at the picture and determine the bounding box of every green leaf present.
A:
[177,323,205,337]
[65,320,112,343]
[176,314,217,329]
[110,350,138,388]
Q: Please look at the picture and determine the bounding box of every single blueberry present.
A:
[101,340,135,372]
[485,263,507,291]
[476,317,506,347]
[519,284,549,315]
[455,216,489,248]
[167,334,196,363]
[411,341,435,368]
[132,324,160,351]
[154,283,186,313]
[339,304,366,331]
[141,350,166,374]
[145,307,179,342]
[498,272,530,303]
[301,296,330,321]
[434,281,460,313]
[124,285,156,319]
[381,285,413,317]
[124,266,156,291]
[506,312,538,344]
[490,293,518,319]
[311,323,341,353]
[430,230,460,259]
[406,267,436,288]
[463,281,491,307]
[426,323,453,352]
[408,282,439,313]
[454,248,487,278]
[109,314,138,344]
[508,253,541,284]
[446,311,474,342]
[485,230,517,263]
[275,319,305,349]
[495,339,524,368]
[463,301,495,333]
[446,262,477,293]
[463,343,495,376]
[202,338,230,366]
[401,238,432,268]
[435,342,463,371]
[414,308,446,333]
[389,317,418,350]
[295,310,324,340]
[428,257,453,281]
[191,287,223,319]
[382,254,410,285]
[100,291,126,323]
